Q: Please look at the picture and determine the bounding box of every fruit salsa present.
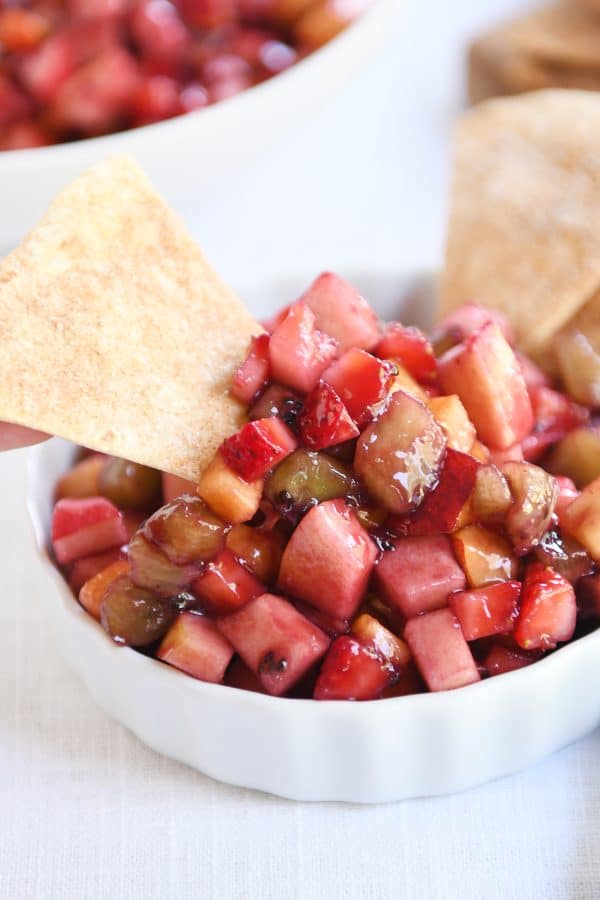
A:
[0,0,365,150]
[50,272,600,700]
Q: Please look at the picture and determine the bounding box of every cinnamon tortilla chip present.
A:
[440,90,600,358]
[0,156,261,481]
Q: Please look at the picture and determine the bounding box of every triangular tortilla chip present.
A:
[440,90,600,358]
[0,155,261,481]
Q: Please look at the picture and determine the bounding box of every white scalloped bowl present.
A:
[0,0,397,252]
[27,268,600,802]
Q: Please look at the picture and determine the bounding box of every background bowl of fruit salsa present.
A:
[0,0,396,251]
[27,268,600,803]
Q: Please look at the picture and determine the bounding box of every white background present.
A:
[4,1,599,898]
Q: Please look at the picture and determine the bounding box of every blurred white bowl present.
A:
[26,267,600,802]
[0,0,398,252]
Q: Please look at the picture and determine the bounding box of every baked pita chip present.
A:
[440,90,600,358]
[0,155,261,482]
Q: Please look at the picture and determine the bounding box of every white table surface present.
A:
[4,2,599,898]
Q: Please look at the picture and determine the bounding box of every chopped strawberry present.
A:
[52,497,128,565]
[449,581,521,641]
[216,592,330,696]
[404,607,481,692]
[513,562,576,651]
[231,333,270,405]
[300,272,380,351]
[78,558,129,619]
[191,549,264,616]
[297,380,359,450]
[220,417,297,482]
[322,348,396,426]
[268,302,338,394]
[157,611,234,683]
[313,636,391,701]
[375,323,437,384]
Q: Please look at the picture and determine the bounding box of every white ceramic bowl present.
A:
[27,268,600,803]
[0,0,398,252]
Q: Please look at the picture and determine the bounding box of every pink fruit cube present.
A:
[191,549,264,616]
[52,497,128,565]
[130,0,190,63]
[313,636,391,701]
[278,499,377,619]
[158,612,234,683]
[561,475,600,559]
[514,563,576,651]
[438,322,534,450]
[404,608,481,692]
[268,302,338,394]
[299,272,380,351]
[375,323,436,383]
[375,534,466,618]
[216,592,330,696]
[17,31,77,102]
[297,380,359,450]
[230,333,270,404]
[322,348,396,426]
[220,417,297,482]
[449,581,521,641]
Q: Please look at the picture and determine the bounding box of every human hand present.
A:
[0,423,49,451]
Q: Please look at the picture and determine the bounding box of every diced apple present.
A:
[278,499,377,619]
[191,549,264,616]
[216,592,330,696]
[313,636,392,701]
[230,333,270,404]
[52,497,128,565]
[79,559,130,621]
[55,454,106,500]
[351,613,411,671]
[500,461,558,554]
[427,395,476,453]
[220,418,297,482]
[513,562,576,651]
[388,363,429,403]
[225,524,284,584]
[198,453,263,524]
[547,426,600,489]
[561,476,600,560]
[268,301,338,394]
[297,380,359,450]
[375,323,437,383]
[449,581,520,641]
[162,472,197,503]
[438,322,533,450]
[354,391,447,515]
[69,547,126,596]
[404,608,481,692]
[322,349,396,426]
[452,524,518,587]
[375,534,466,617]
[300,272,380,351]
[157,612,234,683]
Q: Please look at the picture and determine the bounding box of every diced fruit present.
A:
[313,636,392,701]
[0,8,49,53]
[223,656,264,693]
[16,32,76,102]
[143,495,228,565]
[516,350,551,393]
[547,426,600,489]
[500,461,558,554]
[292,600,351,638]
[561,476,600,560]
[161,472,197,503]
[248,383,303,426]
[191,549,264,615]
[533,527,593,584]
[130,0,190,63]
[268,302,337,393]
[294,0,365,48]
[404,608,481,692]
[52,497,128,565]
[322,349,396,426]
[55,454,105,500]
[554,476,579,519]
[264,449,359,516]
[375,323,437,383]
[427,395,476,453]
[376,534,466,617]
[300,272,380,351]
[470,464,512,524]
[231,333,270,404]
[216,592,330,696]
[79,559,130,620]
[220,417,297,482]
[555,328,600,407]
[278,499,377,619]
[98,457,162,510]
[433,302,514,349]
[198,452,263,524]
[438,322,533,450]
[128,530,200,595]
[469,440,490,462]
[69,547,126,596]
[452,524,518,587]
[387,363,429,403]
[522,386,589,463]
[578,573,600,620]
[351,613,411,671]
[225,524,284,583]
[379,661,427,697]
[354,391,447,514]
[449,581,520,641]
[157,612,234,683]
[100,574,176,646]
[297,381,359,450]
[484,643,537,676]
[513,563,576,651]
[488,443,523,466]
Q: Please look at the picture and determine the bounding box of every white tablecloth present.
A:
[3,2,598,898]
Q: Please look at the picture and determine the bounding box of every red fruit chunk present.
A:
[354,391,447,514]
[278,499,377,619]
[231,333,270,404]
[0,9,49,53]
[78,558,129,619]
[268,301,338,394]
[405,608,481,692]
[192,549,264,616]
[17,32,77,102]
[300,272,380,352]
[133,75,182,125]
[130,0,189,63]
[178,0,237,28]
[484,643,536,677]
[225,523,284,584]
[516,350,551,393]
[158,612,234,683]
[313,636,391,701]
[69,547,126,596]
[351,613,411,672]
[392,448,479,536]
[322,349,396,426]
[297,380,359,450]
[292,600,350,639]
[216,592,330,696]
[0,120,50,150]
[0,73,31,128]
[68,0,131,17]
[438,322,534,450]
[375,534,466,618]
[513,563,576,651]
[434,302,514,347]
[220,417,297,482]
[375,323,436,384]
[449,581,520,641]
[522,386,589,462]
[52,497,127,565]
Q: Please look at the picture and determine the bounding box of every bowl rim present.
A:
[0,0,397,168]
[27,438,600,719]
